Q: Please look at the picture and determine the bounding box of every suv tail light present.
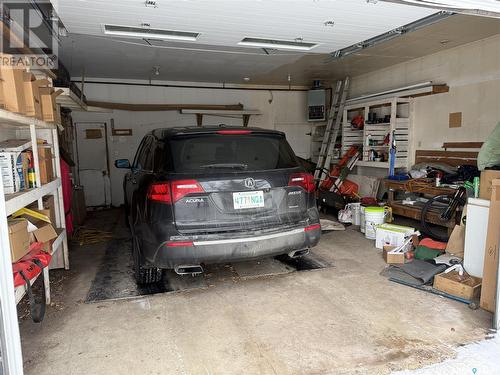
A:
[288,173,315,193]
[171,180,204,202]
[147,182,172,203]
[216,130,252,135]
[148,180,205,204]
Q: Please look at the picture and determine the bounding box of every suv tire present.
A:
[132,235,162,284]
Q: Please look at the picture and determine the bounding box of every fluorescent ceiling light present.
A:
[238,37,318,51]
[103,24,200,41]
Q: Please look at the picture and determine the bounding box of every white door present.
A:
[75,122,111,207]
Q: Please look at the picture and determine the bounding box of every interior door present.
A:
[75,122,112,207]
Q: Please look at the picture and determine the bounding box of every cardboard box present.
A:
[383,245,405,264]
[8,218,30,262]
[434,271,481,301]
[0,63,26,113]
[19,208,58,253]
[375,223,416,250]
[446,225,465,257]
[39,87,63,123]
[0,139,32,193]
[23,72,47,119]
[480,179,500,312]
[0,152,23,193]
[28,195,56,225]
[38,146,53,184]
[480,170,500,200]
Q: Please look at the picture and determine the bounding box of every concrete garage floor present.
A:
[19,209,492,375]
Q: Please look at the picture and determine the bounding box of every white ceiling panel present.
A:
[55,0,435,53]
[53,1,500,85]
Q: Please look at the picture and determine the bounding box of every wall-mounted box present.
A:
[308,89,326,121]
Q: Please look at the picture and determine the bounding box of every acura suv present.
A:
[115,126,321,284]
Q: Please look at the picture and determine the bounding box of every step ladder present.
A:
[314,77,350,183]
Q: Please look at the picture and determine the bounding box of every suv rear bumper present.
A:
[149,224,321,269]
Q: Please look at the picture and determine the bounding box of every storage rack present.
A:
[0,108,70,296]
[342,97,411,171]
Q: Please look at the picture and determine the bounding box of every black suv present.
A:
[115,127,321,284]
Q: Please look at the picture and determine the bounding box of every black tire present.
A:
[132,235,162,285]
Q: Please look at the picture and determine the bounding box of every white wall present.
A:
[350,33,500,159]
[71,83,312,206]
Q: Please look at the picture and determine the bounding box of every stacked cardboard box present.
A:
[38,146,54,184]
[0,57,61,122]
[7,218,30,262]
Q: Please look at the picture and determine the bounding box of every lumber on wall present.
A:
[85,101,244,112]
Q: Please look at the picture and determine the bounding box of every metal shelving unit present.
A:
[0,108,69,375]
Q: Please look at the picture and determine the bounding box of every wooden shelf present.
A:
[5,179,61,216]
[356,160,407,168]
[0,109,56,129]
[55,86,87,111]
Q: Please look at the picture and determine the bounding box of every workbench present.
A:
[385,179,460,231]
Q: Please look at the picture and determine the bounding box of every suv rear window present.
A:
[169,133,299,172]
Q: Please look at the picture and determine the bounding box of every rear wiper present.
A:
[200,163,248,170]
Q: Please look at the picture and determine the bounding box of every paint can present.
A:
[351,202,361,226]
[364,206,386,240]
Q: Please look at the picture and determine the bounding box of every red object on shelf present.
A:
[12,243,51,288]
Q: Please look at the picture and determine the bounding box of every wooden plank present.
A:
[415,150,479,158]
[442,142,483,149]
[408,84,449,98]
[85,101,244,112]
[415,156,477,167]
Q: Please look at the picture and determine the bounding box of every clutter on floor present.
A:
[72,227,113,246]
[327,171,500,309]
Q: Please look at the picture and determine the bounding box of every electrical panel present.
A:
[308,89,326,121]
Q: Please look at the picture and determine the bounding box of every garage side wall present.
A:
[349,33,500,164]
[71,84,311,206]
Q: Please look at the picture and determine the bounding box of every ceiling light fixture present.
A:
[238,37,318,51]
[323,20,335,27]
[243,77,250,81]
[103,24,200,41]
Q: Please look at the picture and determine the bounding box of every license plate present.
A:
[233,191,265,209]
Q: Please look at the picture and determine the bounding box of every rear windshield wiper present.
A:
[200,163,248,170]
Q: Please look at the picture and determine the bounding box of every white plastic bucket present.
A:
[360,206,366,233]
[364,206,385,240]
[351,203,361,226]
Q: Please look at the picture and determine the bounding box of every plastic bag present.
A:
[338,205,352,223]
[478,122,500,170]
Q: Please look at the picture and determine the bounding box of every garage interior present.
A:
[1,1,500,374]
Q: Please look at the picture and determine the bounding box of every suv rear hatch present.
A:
[167,130,314,234]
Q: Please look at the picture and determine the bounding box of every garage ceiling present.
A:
[56,0,500,86]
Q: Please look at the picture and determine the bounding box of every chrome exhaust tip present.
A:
[174,264,204,276]
[288,249,309,258]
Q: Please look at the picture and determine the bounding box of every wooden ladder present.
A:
[314,77,350,183]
